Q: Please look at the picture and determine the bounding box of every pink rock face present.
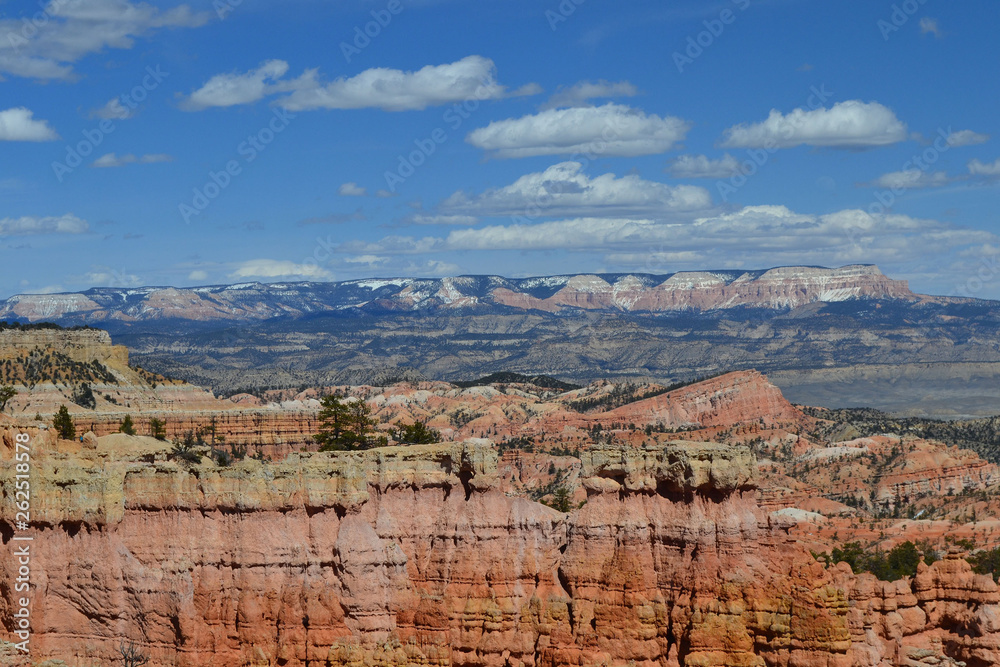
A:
[0,265,919,322]
[3,438,1000,667]
[490,265,916,313]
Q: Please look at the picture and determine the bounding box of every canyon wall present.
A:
[3,430,999,667]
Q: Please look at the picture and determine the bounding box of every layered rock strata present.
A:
[3,432,1000,666]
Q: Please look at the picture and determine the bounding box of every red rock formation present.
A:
[3,436,999,667]
[599,370,801,428]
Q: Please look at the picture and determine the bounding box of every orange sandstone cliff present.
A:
[3,428,1000,667]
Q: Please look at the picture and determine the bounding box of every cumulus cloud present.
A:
[720,100,908,149]
[466,103,691,158]
[229,259,333,280]
[0,1,209,80]
[946,129,989,147]
[182,56,507,112]
[0,107,58,141]
[338,182,367,196]
[337,204,995,296]
[667,154,742,179]
[438,161,713,219]
[188,270,209,281]
[91,153,172,168]
[969,159,1000,177]
[182,59,294,110]
[868,169,952,189]
[439,206,993,270]
[374,189,397,198]
[0,214,88,236]
[280,56,504,111]
[541,80,638,109]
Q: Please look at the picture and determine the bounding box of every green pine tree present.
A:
[119,414,136,436]
[53,405,76,440]
[394,421,440,444]
[315,394,384,451]
[0,385,16,412]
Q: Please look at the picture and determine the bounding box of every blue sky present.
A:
[2,0,999,299]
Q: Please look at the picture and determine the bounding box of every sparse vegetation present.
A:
[0,348,117,388]
[314,394,387,451]
[170,431,203,464]
[828,540,924,581]
[53,405,75,440]
[72,382,97,410]
[393,421,440,444]
[119,414,136,436]
[542,485,574,513]
[149,418,166,441]
[453,372,580,392]
[567,373,727,413]
[968,547,1000,582]
[117,639,150,667]
[0,384,16,411]
[803,406,1000,465]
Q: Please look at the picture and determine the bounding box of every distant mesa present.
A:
[0,264,925,323]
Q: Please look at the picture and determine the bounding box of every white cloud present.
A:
[182,60,293,110]
[90,98,134,120]
[229,259,333,280]
[339,204,996,297]
[720,100,908,149]
[92,153,172,168]
[0,1,209,81]
[183,56,507,112]
[279,56,504,111]
[667,154,742,179]
[466,103,691,158]
[0,214,87,236]
[409,214,479,225]
[187,270,209,281]
[869,169,952,189]
[920,17,942,38]
[0,107,58,141]
[969,158,1000,177]
[438,206,993,269]
[374,189,397,198]
[438,161,712,219]
[946,129,989,147]
[541,80,638,109]
[83,269,142,287]
[338,182,367,196]
[342,255,388,265]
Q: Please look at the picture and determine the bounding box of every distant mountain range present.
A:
[0,265,929,323]
[3,265,998,419]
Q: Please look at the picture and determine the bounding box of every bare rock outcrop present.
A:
[3,436,999,666]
